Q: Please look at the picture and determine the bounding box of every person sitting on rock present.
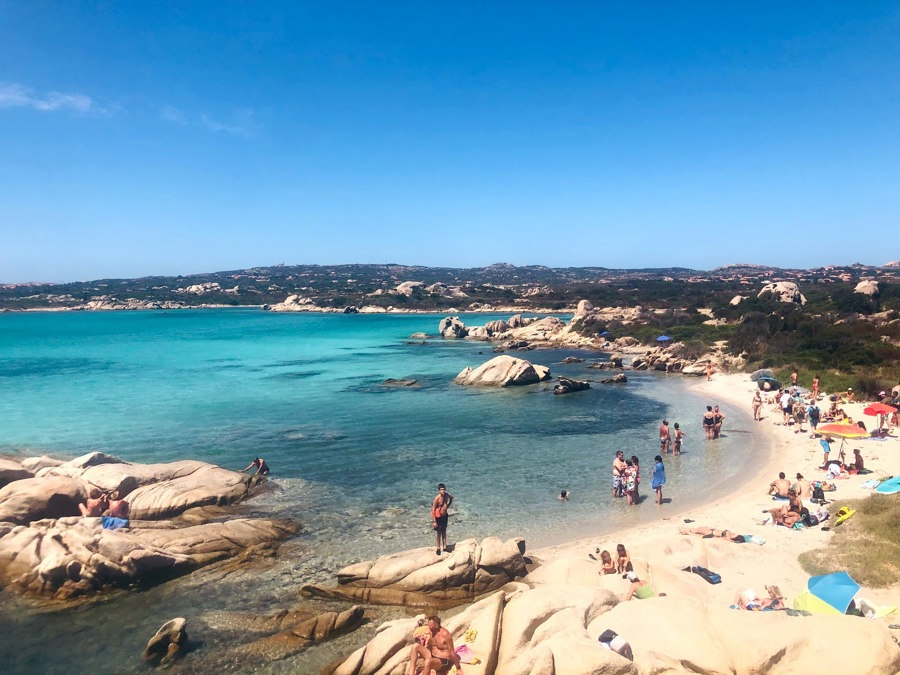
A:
[105,490,129,519]
[624,571,657,600]
[405,615,433,675]
[78,488,108,517]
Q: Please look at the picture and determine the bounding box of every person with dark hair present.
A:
[651,455,666,505]
[768,472,790,497]
[659,419,671,453]
[422,615,461,674]
[241,457,269,475]
[672,423,685,455]
[431,483,454,555]
[702,405,716,440]
[713,405,725,439]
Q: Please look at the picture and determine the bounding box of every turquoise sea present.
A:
[0,309,757,673]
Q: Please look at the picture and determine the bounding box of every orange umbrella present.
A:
[863,403,897,416]
[817,423,869,438]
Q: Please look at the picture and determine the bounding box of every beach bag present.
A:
[812,484,826,504]
[802,513,819,527]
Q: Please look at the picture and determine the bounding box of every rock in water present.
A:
[554,377,591,394]
[143,617,187,665]
[454,355,550,387]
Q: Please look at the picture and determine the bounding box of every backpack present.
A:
[812,484,826,504]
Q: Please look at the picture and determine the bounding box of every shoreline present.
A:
[530,372,900,609]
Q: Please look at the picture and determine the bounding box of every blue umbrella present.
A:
[656,335,671,342]
[807,571,860,614]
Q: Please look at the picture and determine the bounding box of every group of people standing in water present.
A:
[612,449,668,506]
[701,405,726,440]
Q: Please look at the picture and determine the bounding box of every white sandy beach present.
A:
[531,371,900,614]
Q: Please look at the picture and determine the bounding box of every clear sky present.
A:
[2,2,899,282]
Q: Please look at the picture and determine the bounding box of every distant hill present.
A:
[1,261,897,312]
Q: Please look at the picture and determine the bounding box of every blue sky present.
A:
[2,2,899,282]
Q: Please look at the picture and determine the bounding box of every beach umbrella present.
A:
[794,571,861,615]
[816,423,869,438]
[863,402,897,416]
[656,335,671,343]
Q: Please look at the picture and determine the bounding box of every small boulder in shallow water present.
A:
[143,617,187,665]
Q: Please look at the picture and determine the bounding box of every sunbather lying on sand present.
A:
[734,585,785,610]
[679,526,747,542]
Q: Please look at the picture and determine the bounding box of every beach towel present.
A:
[101,516,129,530]
[875,475,900,495]
[455,644,480,665]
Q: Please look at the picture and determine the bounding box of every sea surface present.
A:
[0,309,758,673]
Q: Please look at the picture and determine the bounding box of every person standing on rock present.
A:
[432,483,454,555]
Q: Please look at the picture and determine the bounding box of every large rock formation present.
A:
[329,556,900,675]
[35,454,251,520]
[454,355,551,387]
[0,475,88,524]
[758,281,806,305]
[302,537,527,606]
[0,454,296,599]
[0,515,297,599]
[854,279,879,296]
[439,316,469,339]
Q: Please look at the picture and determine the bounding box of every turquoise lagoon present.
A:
[0,309,758,673]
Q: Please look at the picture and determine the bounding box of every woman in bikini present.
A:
[702,406,716,440]
[752,390,763,421]
[679,525,746,543]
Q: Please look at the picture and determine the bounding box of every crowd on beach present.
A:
[398,371,900,674]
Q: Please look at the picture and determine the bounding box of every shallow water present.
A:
[0,309,757,673]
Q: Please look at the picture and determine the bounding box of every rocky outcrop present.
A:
[601,373,628,384]
[144,617,188,666]
[267,294,318,312]
[855,280,879,296]
[439,316,468,339]
[0,475,88,524]
[0,453,296,600]
[758,281,806,305]
[302,537,527,606]
[36,455,250,520]
[454,355,551,387]
[0,515,297,599]
[0,458,34,488]
[554,377,590,394]
[330,567,900,675]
